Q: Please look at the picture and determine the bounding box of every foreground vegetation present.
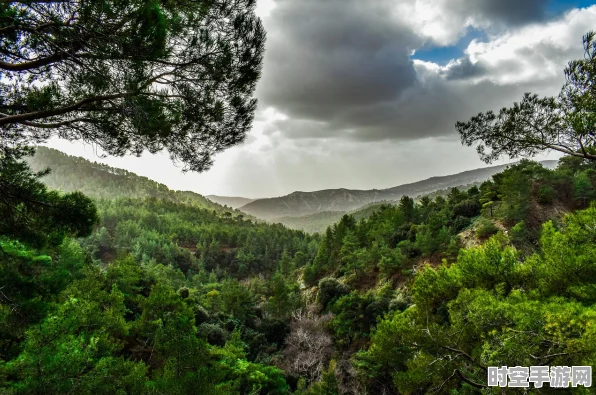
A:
[2,148,596,394]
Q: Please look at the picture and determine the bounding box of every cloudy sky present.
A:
[48,0,596,198]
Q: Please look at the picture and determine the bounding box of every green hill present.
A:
[28,146,231,213]
[274,184,486,233]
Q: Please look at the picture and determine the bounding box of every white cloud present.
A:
[255,0,276,18]
[394,0,473,46]
[444,6,596,85]
[393,0,552,47]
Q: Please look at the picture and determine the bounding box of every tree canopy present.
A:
[0,147,97,247]
[0,0,265,172]
[456,32,596,163]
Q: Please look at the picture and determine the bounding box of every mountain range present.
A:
[237,160,559,222]
[30,147,559,233]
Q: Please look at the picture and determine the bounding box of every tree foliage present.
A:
[456,32,596,163]
[1,0,265,172]
[356,207,596,393]
[0,147,97,247]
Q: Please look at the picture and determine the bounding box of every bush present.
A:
[452,199,481,218]
[537,185,554,204]
[259,319,291,347]
[573,171,595,207]
[475,218,499,238]
[378,247,406,277]
[509,221,526,244]
[194,306,210,325]
[445,237,463,261]
[303,264,317,287]
[451,216,471,233]
[178,286,190,298]
[389,292,412,312]
[197,323,228,346]
[318,278,350,309]
[397,240,419,258]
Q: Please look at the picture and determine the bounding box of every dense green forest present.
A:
[2,148,596,394]
[1,148,318,394]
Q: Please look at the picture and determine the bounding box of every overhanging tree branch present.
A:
[455,369,488,389]
[456,32,596,163]
[0,0,265,172]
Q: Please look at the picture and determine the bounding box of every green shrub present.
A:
[378,247,406,277]
[397,240,419,258]
[197,323,228,346]
[509,221,526,243]
[318,277,350,309]
[537,185,554,204]
[475,218,499,238]
[194,305,210,325]
[389,292,412,312]
[452,199,481,218]
[451,216,471,233]
[303,264,317,287]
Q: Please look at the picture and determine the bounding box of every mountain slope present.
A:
[28,147,232,213]
[240,160,559,220]
[206,195,256,209]
[240,188,384,220]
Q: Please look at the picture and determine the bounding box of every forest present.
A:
[1,1,596,394]
[3,142,596,394]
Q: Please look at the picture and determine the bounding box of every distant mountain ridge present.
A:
[240,188,383,220]
[206,195,256,209]
[239,160,559,220]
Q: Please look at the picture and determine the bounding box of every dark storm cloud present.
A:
[265,78,559,142]
[443,58,487,80]
[255,0,575,143]
[468,0,549,26]
[257,0,420,121]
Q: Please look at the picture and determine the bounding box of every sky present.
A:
[47,0,596,198]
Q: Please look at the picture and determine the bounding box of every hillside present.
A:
[243,160,558,226]
[206,195,256,209]
[276,183,491,233]
[274,211,347,234]
[302,158,596,394]
[3,147,317,394]
[27,147,238,214]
